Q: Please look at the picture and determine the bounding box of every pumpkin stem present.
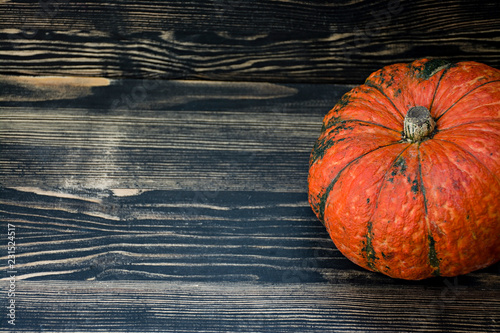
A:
[403,106,436,142]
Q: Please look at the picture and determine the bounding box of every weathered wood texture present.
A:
[3,185,497,284]
[0,187,338,283]
[7,281,500,332]
[0,76,499,332]
[1,0,500,83]
[0,75,352,190]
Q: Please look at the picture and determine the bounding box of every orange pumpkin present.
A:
[308,58,500,280]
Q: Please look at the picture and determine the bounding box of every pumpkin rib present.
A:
[371,145,412,212]
[437,119,500,132]
[316,141,405,222]
[428,67,451,115]
[308,122,403,221]
[416,146,441,276]
[321,143,414,276]
[418,139,500,276]
[325,86,405,131]
[416,147,429,215]
[435,79,500,122]
[424,142,484,270]
[309,120,402,167]
[432,137,500,187]
[364,81,404,119]
[367,144,413,271]
[322,118,402,136]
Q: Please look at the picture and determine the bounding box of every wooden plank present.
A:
[0,75,498,285]
[0,75,358,281]
[1,187,498,331]
[1,0,499,83]
[1,186,498,284]
[1,76,499,332]
[0,187,339,283]
[2,280,499,332]
[0,75,352,190]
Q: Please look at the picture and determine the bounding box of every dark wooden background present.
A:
[1,0,499,332]
[1,0,500,83]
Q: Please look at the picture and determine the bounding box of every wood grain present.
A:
[1,0,499,83]
[1,186,498,285]
[1,75,499,332]
[0,187,340,283]
[0,75,352,190]
[5,281,500,332]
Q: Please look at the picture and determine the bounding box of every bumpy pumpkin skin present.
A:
[308,58,500,280]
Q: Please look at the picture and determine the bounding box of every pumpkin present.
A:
[308,58,500,280]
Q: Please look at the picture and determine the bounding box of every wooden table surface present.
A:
[1,0,500,332]
[1,75,499,332]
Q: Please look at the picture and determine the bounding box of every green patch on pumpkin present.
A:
[410,178,420,194]
[362,221,378,270]
[428,234,441,276]
[416,59,456,80]
[393,155,407,175]
[309,137,347,166]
